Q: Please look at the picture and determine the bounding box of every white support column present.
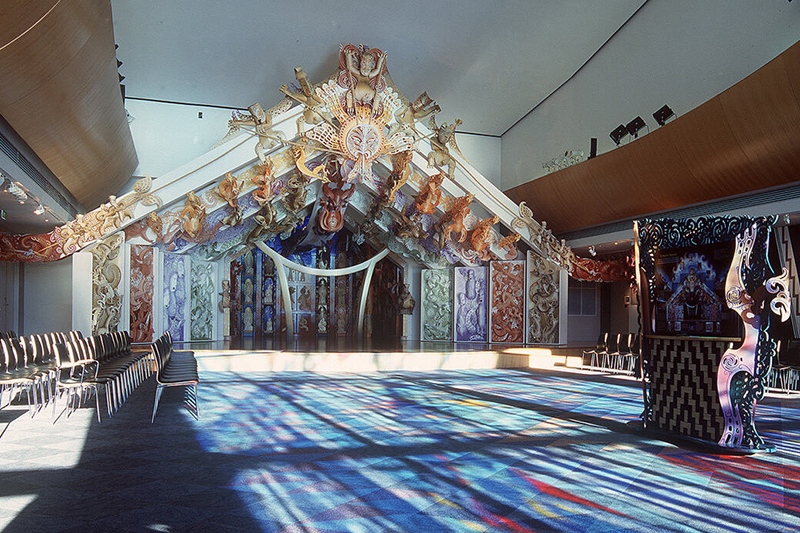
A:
[120,242,131,334]
[184,255,192,343]
[406,263,421,342]
[152,247,163,338]
[71,251,93,336]
[558,267,569,345]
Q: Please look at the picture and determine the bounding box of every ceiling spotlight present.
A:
[653,105,675,126]
[33,205,45,215]
[626,116,646,138]
[610,124,628,145]
[7,181,27,202]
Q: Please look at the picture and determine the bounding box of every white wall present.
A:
[454,133,501,188]
[125,99,238,178]
[0,262,20,334]
[22,258,73,335]
[501,0,800,190]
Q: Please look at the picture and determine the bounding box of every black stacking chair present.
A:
[52,343,106,422]
[609,333,631,373]
[0,337,37,415]
[151,333,199,422]
[583,333,607,369]
[599,334,619,371]
[777,340,800,393]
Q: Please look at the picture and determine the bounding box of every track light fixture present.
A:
[610,124,628,145]
[653,105,675,126]
[626,116,646,138]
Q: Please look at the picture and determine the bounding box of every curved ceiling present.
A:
[0,0,137,209]
[505,40,800,235]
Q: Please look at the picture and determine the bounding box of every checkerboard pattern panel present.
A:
[649,338,728,442]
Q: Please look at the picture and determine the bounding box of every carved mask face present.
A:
[360,53,375,76]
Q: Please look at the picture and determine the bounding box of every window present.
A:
[568,278,597,316]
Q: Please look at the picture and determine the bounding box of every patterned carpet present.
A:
[0,364,799,532]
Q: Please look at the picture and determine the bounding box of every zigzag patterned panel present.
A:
[649,337,729,442]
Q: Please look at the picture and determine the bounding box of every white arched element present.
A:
[255,241,389,338]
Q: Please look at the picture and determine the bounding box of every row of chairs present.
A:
[582,332,641,376]
[1,330,152,422]
[1,331,75,416]
[768,339,800,394]
[150,332,199,422]
[53,331,153,422]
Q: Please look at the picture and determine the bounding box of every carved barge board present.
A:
[489,260,525,343]
[453,266,488,343]
[421,269,453,341]
[526,251,559,344]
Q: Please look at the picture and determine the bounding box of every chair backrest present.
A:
[595,333,607,351]
[10,338,27,370]
[0,338,10,372]
[606,333,619,353]
[2,338,19,372]
[785,339,800,367]
[618,333,631,355]
[630,333,641,356]
[31,335,46,365]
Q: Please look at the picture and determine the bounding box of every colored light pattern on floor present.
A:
[190,369,800,532]
[0,366,799,532]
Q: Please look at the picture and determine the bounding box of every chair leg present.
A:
[151,385,164,423]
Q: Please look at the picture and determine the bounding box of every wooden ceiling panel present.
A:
[0,0,137,209]
[719,51,800,181]
[506,41,800,234]
[0,0,60,50]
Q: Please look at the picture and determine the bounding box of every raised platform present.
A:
[191,345,587,374]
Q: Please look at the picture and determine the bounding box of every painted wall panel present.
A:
[453,266,488,342]
[490,261,525,343]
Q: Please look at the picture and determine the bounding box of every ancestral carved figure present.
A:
[217,173,244,227]
[427,117,463,178]
[395,212,427,241]
[414,172,446,215]
[388,92,441,138]
[386,151,412,204]
[229,103,286,164]
[469,215,500,259]
[247,205,277,243]
[251,160,276,207]
[495,233,522,260]
[218,279,231,313]
[435,194,474,250]
[179,192,207,240]
[342,45,386,116]
[397,284,416,315]
[281,173,310,213]
[317,181,355,233]
[280,66,331,134]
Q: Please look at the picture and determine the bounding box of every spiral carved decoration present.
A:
[91,233,124,335]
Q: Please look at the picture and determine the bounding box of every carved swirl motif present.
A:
[766,267,791,322]
[527,252,559,344]
[190,261,215,341]
[130,245,154,343]
[490,261,525,343]
[422,269,453,341]
[91,233,124,335]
